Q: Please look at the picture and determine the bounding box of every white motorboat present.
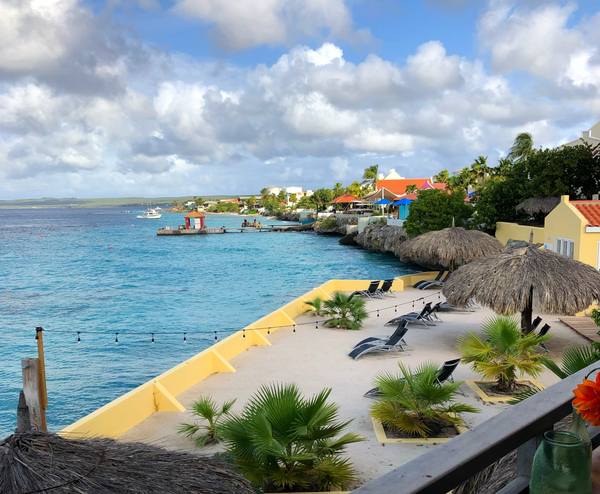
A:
[137,208,162,219]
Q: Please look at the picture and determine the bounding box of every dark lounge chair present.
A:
[384,302,434,327]
[418,271,451,290]
[375,279,396,299]
[354,281,381,300]
[348,325,409,360]
[531,316,542,333]
[364,358,463,398]
[536,324,551,352]
[414,271,444,289]
[352,320,408,349]
[437,300,478,312]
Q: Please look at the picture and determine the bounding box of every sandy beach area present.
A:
[120,287,588,486]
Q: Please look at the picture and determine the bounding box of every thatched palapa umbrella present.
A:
[1,394,254,494]
[398,226,504,271]
[515,196,560,216]
[443,244,600,333]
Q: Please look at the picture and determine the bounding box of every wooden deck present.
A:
[558,316,600,342]
[157,224,313,236]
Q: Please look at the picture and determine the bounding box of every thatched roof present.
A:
[397,227,504,270]
[184,211,206,218]
[0,431,254,494]
[515,196,560,215]
[442,244,600,315]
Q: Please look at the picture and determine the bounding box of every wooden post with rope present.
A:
[35,327,48,430]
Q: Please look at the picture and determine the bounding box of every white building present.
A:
[263,186,312,205]
[377,169,405,181]
[564,120,600,149]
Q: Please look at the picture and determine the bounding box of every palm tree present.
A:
[178,396,236,447]
[219,383,363,492]
[433,169,450,183]
[471,156,490,186]
[333,182,345,198]
[370,362,479,438]
[458,315,551,391]
[322,291,368,329]
[405,184,418,194]
[304,296,326,316]
[508,132,535,162]
[361,164,379,192]
[346,181,363,197]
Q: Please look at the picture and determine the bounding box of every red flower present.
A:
[573,373,600,426]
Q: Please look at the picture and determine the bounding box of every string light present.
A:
[36,291,443,344]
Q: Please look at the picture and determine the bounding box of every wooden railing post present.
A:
[35,326,48,430]
[21,358,44,431]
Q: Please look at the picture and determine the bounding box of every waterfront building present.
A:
[263,186,313,205]
[376,170,434,196]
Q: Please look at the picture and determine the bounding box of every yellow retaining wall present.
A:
[60,273,437,438]
[495,222,546,246]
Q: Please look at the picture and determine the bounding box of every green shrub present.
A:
[320,215,338,229]
[219,383,363,492]
[370,362,478,438]
[245,209,258,215]
[371,210,382,216]
[304,296,326,316]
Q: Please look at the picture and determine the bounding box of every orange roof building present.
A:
[184,211,206,229]
[330,194,359,203]
[376,178,431,196]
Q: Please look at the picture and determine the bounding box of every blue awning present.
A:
[392,198,413,205]
[373,199,393,205]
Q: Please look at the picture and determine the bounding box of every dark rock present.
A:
[355,224,409,256]
[339,232,358,245]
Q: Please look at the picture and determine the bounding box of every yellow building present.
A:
[496,195,600,268]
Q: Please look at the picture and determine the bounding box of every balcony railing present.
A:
[353,362,600,494]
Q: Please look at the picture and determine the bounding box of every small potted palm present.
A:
[177,396,236,446]
[369,361,479,443]
[458,315,551,402]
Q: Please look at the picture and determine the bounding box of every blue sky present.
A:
[1,0,600,198]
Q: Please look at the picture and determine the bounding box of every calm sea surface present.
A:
[0,208,420,436]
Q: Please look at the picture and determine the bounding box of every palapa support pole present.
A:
[521,285,534,335]
[35,326,48,430]
[21,358,44,430]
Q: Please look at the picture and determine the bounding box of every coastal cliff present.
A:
[314,216,356,235]
[355,224,409,257]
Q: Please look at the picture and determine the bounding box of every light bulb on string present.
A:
[377,310,379,318]
[394,306,397,313]
[77,332,81,343]
[151,333,155,344]
[293,324,296,333]
[214,331,218,342]
[243,329,246,339]
[115,333,119,345]
[183,332,187,344]
[267,327,270,335]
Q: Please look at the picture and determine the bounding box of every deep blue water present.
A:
[0,208,420,437]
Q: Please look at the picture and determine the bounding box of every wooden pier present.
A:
[157,224,313,236]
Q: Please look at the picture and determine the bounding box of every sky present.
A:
[1,0,599,199]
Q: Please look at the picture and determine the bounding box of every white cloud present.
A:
[171,0,370,51]
[2,0,600,198]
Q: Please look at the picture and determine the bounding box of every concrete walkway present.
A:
[120,288,588,486]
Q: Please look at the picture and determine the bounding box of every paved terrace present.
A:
[121,288,589,486]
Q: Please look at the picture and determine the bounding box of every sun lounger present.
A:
[348,325,409,360]
[375,279,396,299]
[354,281,381,300]
[384,302,434,327]
[535,323,551,352]
[437,301,477,313]
[418,271,451,290]
[352,320,408,349]
[414,271,444,289]
[364,358,463,398]
[531,316,542,333]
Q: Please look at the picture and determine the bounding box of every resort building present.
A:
[376,169,436,196]
[496,195,600,268]
[263,186,313,205]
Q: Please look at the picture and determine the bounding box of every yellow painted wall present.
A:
[495,222,545,246]
[544,196,585,261]
[59,273,437,439]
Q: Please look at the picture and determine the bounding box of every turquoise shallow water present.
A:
[0,208,420,437]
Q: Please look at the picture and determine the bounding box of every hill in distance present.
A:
[0,195,241,208]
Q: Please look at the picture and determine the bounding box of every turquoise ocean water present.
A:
[0,208,420,437]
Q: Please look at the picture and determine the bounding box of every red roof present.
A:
[330,194,359,203]
[377,178,431,195]
[572,201,600,227]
